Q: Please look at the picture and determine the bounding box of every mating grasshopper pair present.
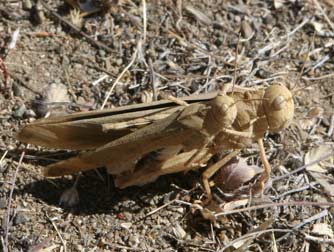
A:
[18,84,294,201]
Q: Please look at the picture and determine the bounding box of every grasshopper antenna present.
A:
[297,33,315,85]
[232,33,241,95]
[291,34,322,95]
[292,81,322,95]
[292,32,315,94]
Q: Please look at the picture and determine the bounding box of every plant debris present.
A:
[1,0,334,251]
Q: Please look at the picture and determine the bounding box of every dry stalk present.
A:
[275,209,329,242]
[3,151,25,252]
[39,0,113,53]
[214,201,334,217]
[101,49,138,109]
[272,151,334,182]
[45,212,67,251]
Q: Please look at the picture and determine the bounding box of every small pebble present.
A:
[263,14,275,25]
[13,104,26,119]
[123,211,133,221]
[74,244,84,251]
[12,83,23,97]
[32,0,45,24]
[98,49,106,57]
[22,0,32,10]
[173,223,186,239]
[24,109,36,118]
[241,20,253,39]
[116,58,123,66]
[14,212,29,225]
[128,234,140,247]
[214,37,224,47]
[59,186,80,207]
[0,197,7,209]
[0,160,7,173]
[31,98,48,118]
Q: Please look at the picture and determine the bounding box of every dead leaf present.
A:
[172,223,187,239]
[200,207,217,223]
[65,0,102,15]
[230,218,274,251]
[41,83,71,117]
[299,107,323,130]
[45,83,69,104]
[323,0,334,6]
[305,145,333,173]
[141,90,153,103]
[307,107,324,119]
[70,9,83,28]
[36,244,59,252]
[308,172,334,197]
[120,222,132,230]
[222,199,249,212]
[299,118,317,130]
[311,21,326,35]
[215,158,263,191]
[305,146,334,197]
[273,0,285,9]
[185,5,212,25]
[311,223,334,238]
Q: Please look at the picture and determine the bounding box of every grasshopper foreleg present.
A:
[223,128,253,138]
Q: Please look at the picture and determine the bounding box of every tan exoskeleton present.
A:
[17,84,294,201]
[111,84,294,200]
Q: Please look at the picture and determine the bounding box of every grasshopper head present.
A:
[210,94,237,128]
[263,85,294,133]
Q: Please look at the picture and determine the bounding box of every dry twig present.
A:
[3,151,25,252]
[39,0,113,53]
[101,49,138,109]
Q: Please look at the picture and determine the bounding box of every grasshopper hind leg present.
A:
[113,145,183,187]
[257,138,272,195]
[114,147,212,189]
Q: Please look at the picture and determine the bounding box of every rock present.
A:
[0,197,7,209]
[13,104,26,118]
[241,20,253,39]
[14,212,29,225]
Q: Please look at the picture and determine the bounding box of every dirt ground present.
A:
[1,0,334,251]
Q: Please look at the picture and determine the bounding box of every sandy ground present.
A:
[1,0,334,251]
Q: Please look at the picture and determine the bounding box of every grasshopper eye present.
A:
[272,96,286,110]
[219,104,229,114]
[263,85,294,133]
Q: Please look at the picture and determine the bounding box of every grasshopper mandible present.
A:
[18,84,294,200]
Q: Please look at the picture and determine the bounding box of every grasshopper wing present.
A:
[17,93,217,150]
[44,103,210,177]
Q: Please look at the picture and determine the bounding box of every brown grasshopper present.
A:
[18,84,294,201]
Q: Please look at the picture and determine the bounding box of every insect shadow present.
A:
[18,165,201,216]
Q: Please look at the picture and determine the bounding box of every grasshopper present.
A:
[18,84,294,201]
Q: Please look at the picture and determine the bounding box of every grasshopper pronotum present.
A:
[18,84,294,201]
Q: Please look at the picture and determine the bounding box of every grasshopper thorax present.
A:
[204,93,237,135]
[263,85,294,133]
